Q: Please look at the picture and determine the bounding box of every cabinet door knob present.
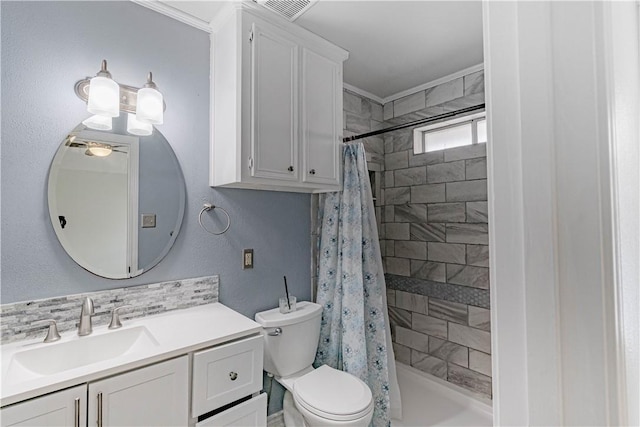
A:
[309,169,316,175]
[229,371,238,381]
[287,166,294,172]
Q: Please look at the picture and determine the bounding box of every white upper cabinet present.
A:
[210,4,348,193]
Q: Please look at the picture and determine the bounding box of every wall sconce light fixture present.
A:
[82,114,112,131]
[75,60,166,133]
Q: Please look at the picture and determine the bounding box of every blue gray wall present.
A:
[0,2,311,321]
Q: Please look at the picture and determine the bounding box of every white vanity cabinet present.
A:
[0,385,86,427]
[210,4,348,193]
[87,356,188,427]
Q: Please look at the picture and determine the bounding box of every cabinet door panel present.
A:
[88,356,188,427]
[0,385,86,427]
[251,23,299,182]
[301,48,341,186]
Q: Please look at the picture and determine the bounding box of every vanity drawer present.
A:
[195,393,266,427]
[192,334,263,417]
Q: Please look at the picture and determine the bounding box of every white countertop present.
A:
[0,303,262,407]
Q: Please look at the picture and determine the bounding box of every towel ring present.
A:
[198,203,231,235]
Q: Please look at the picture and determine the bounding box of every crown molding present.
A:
[131,0,212,33]
[343,83,384,105]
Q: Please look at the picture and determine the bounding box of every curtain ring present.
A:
[198,203,231,235]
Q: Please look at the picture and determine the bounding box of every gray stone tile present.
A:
[386,129,413,153]
[384,205,394,222]
[469,350,492,377]
[386,257,410,276]
[440,93,485,114]
[447,264,490,289]
[446,180,488,202]
[393,343,411,365]
[429,336,469,367]
[385,151,409,170]
[444,143,487,162]
[384,171,395,189]
[362,136,384,155]
[371,102,384,122]
[467,244,490,267]
[447,223,489,245]
[386,289,396,307]
[412,313,448,339]
[396,291,428,315]
[395,204,427,223]
[409,151,444,167]
[389,307,412,333]
[466,201,488,223]
[345,113,371,134]
[395,241,427,260]
[464,71,485,96]
[361,97,372,118]
[425,78,464,107]
[449,323,491,353]
[371,120,384,131]
[395,167,427,186]
[428,298,468,325]
[386,187,411,205]
[394,91,426,117]
[411,350,447,379]
[427,160,466,183]
[383,102,394,121]
[379,238,386,257]
[343,90,363,114]
[386,223,410,240]
[396,326,429,353]
[410,223,446,242]
[448,364,492,399]
[468,306,491,331]
[428,242,466,264]
[428,203,466,223]
[465,157,487,180]
[411,260,446,282]
[411,184,446,203]
[386,240,395,257]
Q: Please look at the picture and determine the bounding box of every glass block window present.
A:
[413,112,486,154]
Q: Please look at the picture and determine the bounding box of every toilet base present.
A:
[283,390,307,427]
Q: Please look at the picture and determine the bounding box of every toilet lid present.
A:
[293,365,373,421]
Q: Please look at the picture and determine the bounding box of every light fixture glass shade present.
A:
[82,114,112,131]
[127,113,153,136]
[86,142,113,157]
[136,87,164,125]
[87,76,120,118]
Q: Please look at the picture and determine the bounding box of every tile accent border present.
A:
[386,274,489,309]
[0,276,219,344]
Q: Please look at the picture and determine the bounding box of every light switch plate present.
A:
[243,249,254,269]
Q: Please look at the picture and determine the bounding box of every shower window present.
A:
[413,112,486,154]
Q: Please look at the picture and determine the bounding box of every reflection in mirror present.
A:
[48,116,185,279]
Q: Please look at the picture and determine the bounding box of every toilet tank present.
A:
[255,301,323,378]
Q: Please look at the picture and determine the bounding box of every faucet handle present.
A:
[108,305,132,329]
[34,319,62,343]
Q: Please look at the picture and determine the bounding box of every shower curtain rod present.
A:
[342,103,486,143]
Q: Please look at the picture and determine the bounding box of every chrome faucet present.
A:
[78,297,95,336]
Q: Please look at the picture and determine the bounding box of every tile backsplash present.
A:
[0,276,219,344]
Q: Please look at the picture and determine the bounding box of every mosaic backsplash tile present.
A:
[0,276,219,344]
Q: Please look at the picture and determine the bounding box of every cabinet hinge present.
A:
[249,30,254,42]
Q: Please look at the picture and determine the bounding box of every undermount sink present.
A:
[9,326,159,378]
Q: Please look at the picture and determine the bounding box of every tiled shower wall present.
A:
[336,71,492,399]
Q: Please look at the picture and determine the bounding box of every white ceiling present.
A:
[161,0,484,101]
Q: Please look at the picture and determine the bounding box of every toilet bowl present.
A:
[255,302,374,427]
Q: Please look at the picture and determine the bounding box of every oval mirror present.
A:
[48,116,185,279]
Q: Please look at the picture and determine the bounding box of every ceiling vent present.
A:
[255,0,318,22]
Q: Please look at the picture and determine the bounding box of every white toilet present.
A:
[255,301,374,427]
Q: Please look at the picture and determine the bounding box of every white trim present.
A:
[127,138,140,277]
[342,83,384,105]
[130,0,212,33]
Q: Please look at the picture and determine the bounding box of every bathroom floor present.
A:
[391,363,493,427]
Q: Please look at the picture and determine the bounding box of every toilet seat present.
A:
[292,365,374,422]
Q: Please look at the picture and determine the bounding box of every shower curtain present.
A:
[314,143,401,427]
